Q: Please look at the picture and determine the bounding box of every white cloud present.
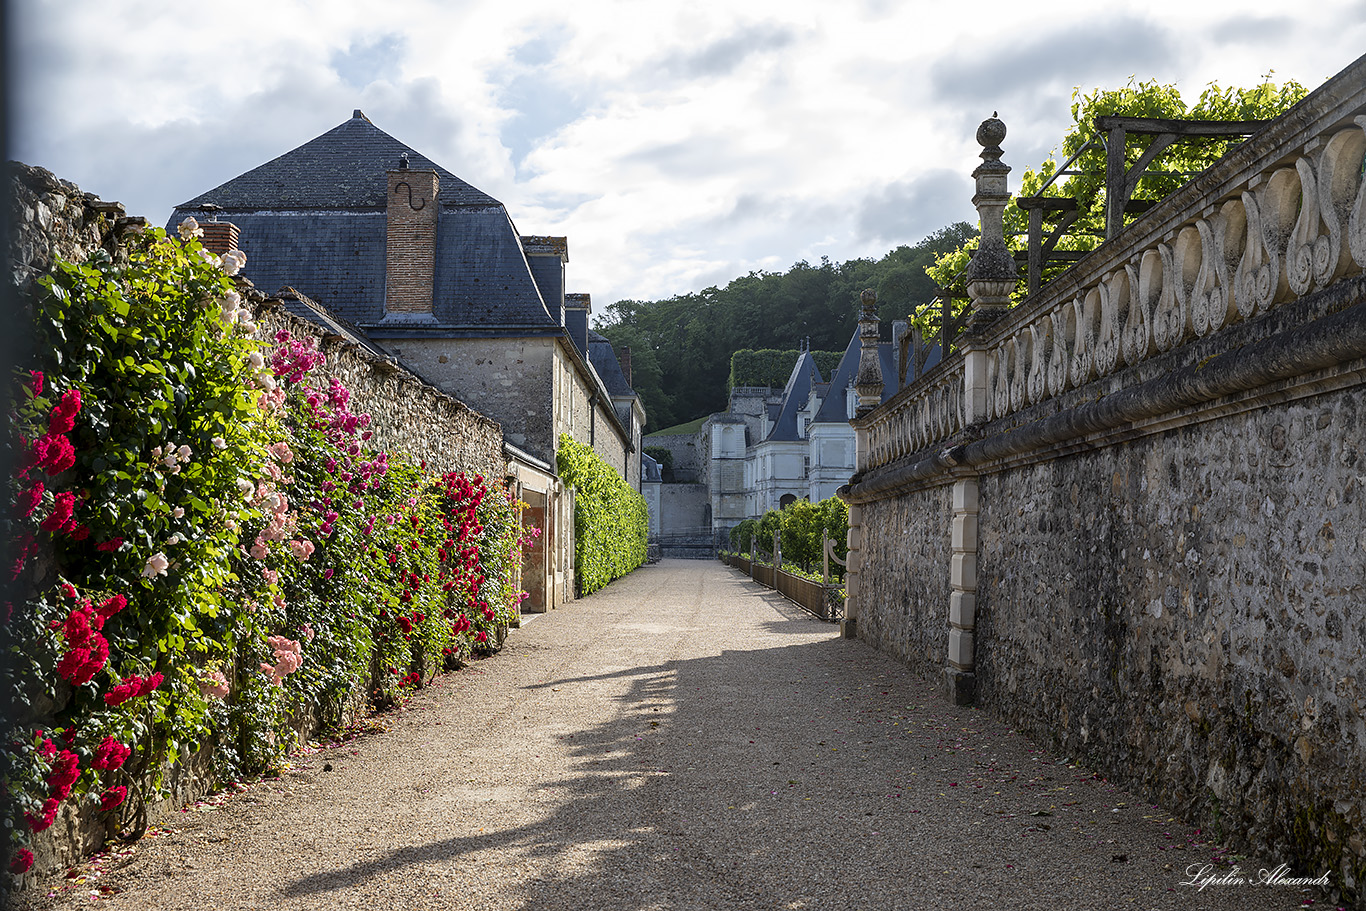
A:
[12,0,1366,306]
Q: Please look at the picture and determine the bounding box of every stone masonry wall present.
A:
[390,336,554,461]
[8,162,143,294]
[256,309,504,481]
[851,281,1366,899]
[857,484,952,674]
[642,431,701,481]
[974,389,1365,891]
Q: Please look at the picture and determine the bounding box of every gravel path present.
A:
[19,560,1322,910]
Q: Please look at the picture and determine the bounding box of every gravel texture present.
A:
[15,560,1326,910]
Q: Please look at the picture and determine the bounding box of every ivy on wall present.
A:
[1,224,531,876]
[555,435,647,595]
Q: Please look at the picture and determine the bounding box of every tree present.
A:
[926,77,1309,298]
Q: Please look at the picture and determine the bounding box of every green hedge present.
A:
[728,348,843,391]
[556,436,647,595]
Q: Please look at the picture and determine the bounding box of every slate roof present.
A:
[811,331,906,424]
[176,111,499,210]
[169,111,555,329]
[765,351,824,442]
[586,330,635,397]
[272,287,390,360]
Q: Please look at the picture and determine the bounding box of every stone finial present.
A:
[854,289,883,415]
[966,113,1015,318]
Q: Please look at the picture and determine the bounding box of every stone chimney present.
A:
[621,346,633,387]
[522,236,568,324]
[385,155,439,316]
[565,293,591,356]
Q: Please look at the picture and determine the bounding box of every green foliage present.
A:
[926,77,1309,301]
[642,446,673,471]
[738,497,848,577]
[728,349,843,391]
[555,435,647,595]
[728,518,759,552]
[1,230,530,865]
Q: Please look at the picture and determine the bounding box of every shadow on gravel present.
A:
[273,583,1310,911]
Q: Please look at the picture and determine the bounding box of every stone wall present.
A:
[849,279,1366,902]
[847,249,1366,906]
[972,382,1365,884]
[390,335,555,461]
[844,59,1366,902]
[642,430,701,482]
[660,482,709,534]
[8,162,143,294]
[856,485,952,672]
[256,308,505,481]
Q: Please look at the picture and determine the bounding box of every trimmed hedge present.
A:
[556,436,647,595]
[728,348,843,391]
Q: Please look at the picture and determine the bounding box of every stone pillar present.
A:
[946,115,1011,704]
[963,114,1014,426]
[385,159,439,316]
[840,500,862,639]
[845,288,881,639]
[946,478,979,704]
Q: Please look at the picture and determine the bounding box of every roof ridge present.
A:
[175,113,501,211]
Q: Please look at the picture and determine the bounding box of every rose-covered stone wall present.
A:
[5,162,510,881]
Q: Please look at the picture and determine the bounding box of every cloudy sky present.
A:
[11,0,1366,311]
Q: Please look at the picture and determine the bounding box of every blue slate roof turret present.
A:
[765,351,824,442]
[812,330,906,424]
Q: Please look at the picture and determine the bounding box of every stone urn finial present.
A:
[854,289,883,416]
[976,112,1006,159]
[966,113,1015,320]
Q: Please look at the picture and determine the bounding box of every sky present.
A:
[10,0,1366,314]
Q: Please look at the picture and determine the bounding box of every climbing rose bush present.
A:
[1,226,530,875]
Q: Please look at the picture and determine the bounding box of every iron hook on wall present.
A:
[393,181,426,211]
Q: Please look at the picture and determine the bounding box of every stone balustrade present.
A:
[856,58,1366,473]
[863,357,964,470]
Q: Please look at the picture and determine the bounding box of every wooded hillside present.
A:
[596,223,975,430]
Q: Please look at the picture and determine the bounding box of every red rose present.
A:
[47,389,82,435]
[99,787,127,811]
[39,491,77,533]
[9,848,34,874]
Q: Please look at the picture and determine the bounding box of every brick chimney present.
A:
[385,155,439,316]
[198,221,240,256]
